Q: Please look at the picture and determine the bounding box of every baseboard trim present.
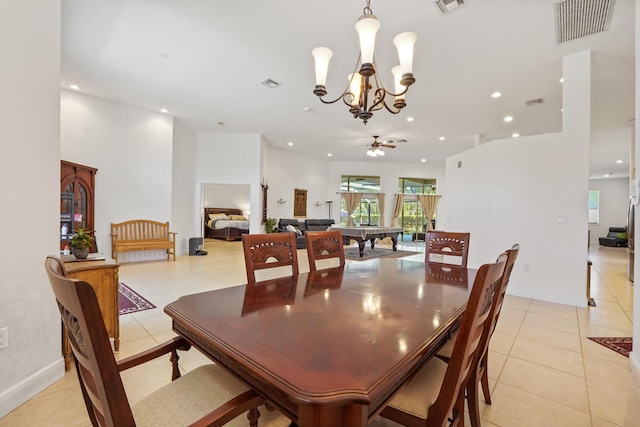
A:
[630,350,640,387]
[0,358,65,418]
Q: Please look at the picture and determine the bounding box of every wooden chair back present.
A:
[242,232,299,284]
[45,256,136,426]
[427,252,507,425]
[425,231,470,267]
[304,230,345,272]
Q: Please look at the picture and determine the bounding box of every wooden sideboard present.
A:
[62,258,120,371]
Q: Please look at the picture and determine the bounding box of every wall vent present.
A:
[554,0,616,44]
[525,98,544,106]
[433,0,467,16]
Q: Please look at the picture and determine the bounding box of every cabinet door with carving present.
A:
[61,161,97,250]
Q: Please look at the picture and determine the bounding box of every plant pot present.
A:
[72,247,90,259]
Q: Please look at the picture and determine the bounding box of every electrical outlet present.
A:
[0,327,7,350]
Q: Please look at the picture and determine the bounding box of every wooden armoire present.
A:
[60,160,97,250]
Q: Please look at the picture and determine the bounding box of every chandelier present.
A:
[312,0,417,124]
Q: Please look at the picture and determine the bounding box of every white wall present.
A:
[630,0,640,386]
[61,91,174,259]
[266,147,331,221]
[172,120,198,254]
[441,51,591,307]
[195,133,262,234]
[0,0,63,416]
[329,160,446,226]
[588,178,631,245]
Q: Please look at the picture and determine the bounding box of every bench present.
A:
[110,220,176,262]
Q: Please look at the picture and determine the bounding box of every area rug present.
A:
[118,283,156,315]
[344,247,420,261]
[587,337,633,357]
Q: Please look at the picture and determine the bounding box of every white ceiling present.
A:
[61,0,635,180]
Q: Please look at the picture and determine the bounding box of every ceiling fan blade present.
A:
[381,144,396,148]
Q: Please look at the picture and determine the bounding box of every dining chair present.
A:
[425,231,471,267]
[436,244,520,427]
[378,252,507,427]
[45,256,290,427]
[242,232,299,284]
[304,230,345,272]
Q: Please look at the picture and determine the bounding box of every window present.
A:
[398,177,437,194]
[341,175,380,192]
[398,178,438,236]
[588,190,599,224]
[340,175,381,226]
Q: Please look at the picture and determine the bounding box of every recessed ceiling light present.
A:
[327,153,332,157]
[421,158,426,162]
[303,107,311,112]
[288,142,293,146]
[160,108,168,113]
[491,91,501,98]
[616,160,623,163]
[504,115,513,122]
[439,136,445,141]
[69,84,80,90]
[406,117,414,122]
[604,174,610,178]
[512,133,520,138]
[559,77,564,83]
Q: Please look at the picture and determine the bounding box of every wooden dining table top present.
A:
[164,258,475,427]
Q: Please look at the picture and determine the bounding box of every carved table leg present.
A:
[357,240,366,257]
[391,236,398,251]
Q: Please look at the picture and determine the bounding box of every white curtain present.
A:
[343,192,362,227]
[391,194,404,227]
[417,194,441,231]
[376,193,385,227]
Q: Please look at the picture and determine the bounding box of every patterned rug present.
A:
[118,283,156,315]
[344,247,420,261]
[587,337,633,357]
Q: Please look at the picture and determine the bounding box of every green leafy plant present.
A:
[265,218,278,233]
[69,228,94,249]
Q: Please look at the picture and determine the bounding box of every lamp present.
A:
[312,0,417,124]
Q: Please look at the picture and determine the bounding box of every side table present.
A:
[62,257,120,370]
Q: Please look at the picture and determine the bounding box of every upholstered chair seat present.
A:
[131,364,288,426]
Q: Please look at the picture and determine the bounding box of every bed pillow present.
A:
[286,224,302,236]
[209,213,229,221]
[229,214,247,220]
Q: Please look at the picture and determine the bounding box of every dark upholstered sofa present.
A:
[277,219,307,248]
[599,227,628,247]
[304,218,335,231]
[277,218,336,249]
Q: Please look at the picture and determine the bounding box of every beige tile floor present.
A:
[1,241,637,426]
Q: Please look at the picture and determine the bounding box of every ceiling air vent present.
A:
[554,0,616,44]
[433,0,466,16]
[261,78,281,89]
[525,98,544,107]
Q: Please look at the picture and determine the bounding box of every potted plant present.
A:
[69,228,94,259]
[265,218,278,233]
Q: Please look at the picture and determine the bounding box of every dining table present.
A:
[164,258,475,427]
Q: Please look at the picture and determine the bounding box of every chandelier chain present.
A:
[363,0,372,15]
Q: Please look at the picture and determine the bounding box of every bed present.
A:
[203,207,250,241]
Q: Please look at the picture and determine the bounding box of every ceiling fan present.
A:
[365,135,405,157]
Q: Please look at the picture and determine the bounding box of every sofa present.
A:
[277,218,336,249]
[598,226,628,247]
[277,219,307,248]
[304,218,335,231]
